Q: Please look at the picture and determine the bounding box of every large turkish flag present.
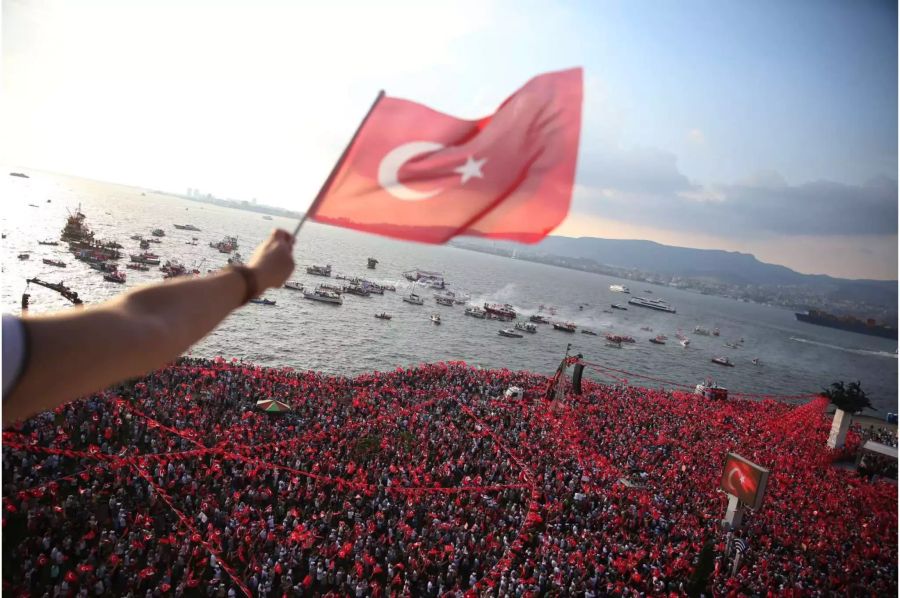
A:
[309,68,582,244]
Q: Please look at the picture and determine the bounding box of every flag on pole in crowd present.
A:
[305,68,583,244]
[734,538,749,555]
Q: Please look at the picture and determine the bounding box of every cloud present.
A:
[574,146,898,238]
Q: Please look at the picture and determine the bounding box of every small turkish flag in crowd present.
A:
[308,68,582,244]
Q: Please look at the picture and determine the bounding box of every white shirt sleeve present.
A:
[2,314,28,398]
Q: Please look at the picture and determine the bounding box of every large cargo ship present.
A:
[795,310,897,340]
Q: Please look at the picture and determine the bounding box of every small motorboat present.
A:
[435,296,455,306]
[139,239,150,249]
[611,304,627,310]
[751,358,761,366]
[173,224,201,231]
[430,314,441,325]
[649,336,666,345]
[403,293,424,305]
[515,321,538,334]
[465,306,486,318]
[712,328,720,336]
[104,271,126,284]
[42,258,66,268]
[306,264,332,277]
[711,356,734,367]
[151,228,165,237]
[552,321,577,333]
[130,235,143,241]
[320,284,343,295]
[529,314,550,324]
[17,253,30,260]
[680,338,691,347]
[126,263,150,271]
[724,342,740,349]
[367,257,378,269]
[580,329,598,336]
[38,240,59,246]
[303,286,343,305]
[694,326,712,336]
[250,298,276,305]
[375,313,392,320]
[498,328,523,338]
[284,281,304,291]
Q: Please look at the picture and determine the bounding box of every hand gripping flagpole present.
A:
[292,90,386,238]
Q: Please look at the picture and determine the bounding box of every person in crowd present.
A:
[3,360,896,596]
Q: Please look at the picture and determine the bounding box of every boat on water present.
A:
[210,236,239,253]
[160,260,187,278]
[611,304,627,310]
[375,313,392,320]
[303,286,343,305]
[553,321,577,333]
[640,326,653,332]
[606,333,635,344]
[104,271,126,284]
[435,296,455,306]
[284,281,304,291]
[306,264,332,277]
[711,356,734,367]
[367,257,378,269]
[403,293,424,305]
[130,252,161,265]
[431,314,441,325]
[694,326,711,336]
[139,239,151,249]
[126,263,150,271]
[606,340,623,348]
[795,309,897,340]
[380,284,396,292]
[343,284,371,297]
[403,269,444,288]
[319,284,343,295]
[529,314,550,324]
[42,258,66,268]
[26,278,83,304]
[680,338,691,347]
[610,284,630,294]
[17,253,29,260]
[227,252,244,266]
[173,224,201,231]
[751,358,761,366]
[250,298,276,305]
[146,238,162,244]
[465,306,486,318]
[151,228,165,237]
[515,321,538,334]
[498,328,523,338]
[628,296,676,313]
[130,235,143,241]
[695,380,728,400]
[484,303,516,320]
[649,336,666,345]
[724,342,740,349]
[712,328,720,336]
[581,329,597,336]
[38,240,59,246]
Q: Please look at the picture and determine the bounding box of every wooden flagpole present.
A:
[292,90,386,238]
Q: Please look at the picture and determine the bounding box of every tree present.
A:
[823,381,872,449]
[822,381,872,414]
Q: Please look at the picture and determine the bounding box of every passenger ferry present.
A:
[304,286,343,305]
[627,296,676,314]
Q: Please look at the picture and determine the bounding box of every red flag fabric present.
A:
[309,68,582,244]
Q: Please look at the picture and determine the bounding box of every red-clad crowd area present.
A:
[2,358,897,597]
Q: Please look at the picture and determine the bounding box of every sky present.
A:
[2,0,897,279]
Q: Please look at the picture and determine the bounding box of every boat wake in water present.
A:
[789,336,898,359]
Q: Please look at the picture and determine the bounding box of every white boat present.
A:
[303,286,343,305]
[610,284,630,294]
[435,296,455,306]
[515,322,538,333]
[680,338,691,347]
[465,306,486,318]
[498,328,523,338]
[284,281,304,291]
[430,314,441,324]
[403,293,424,305]
[628,296,676,314]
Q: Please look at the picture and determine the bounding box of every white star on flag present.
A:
[453,156,487,184]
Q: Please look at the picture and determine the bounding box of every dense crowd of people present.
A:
[3,357,897,596]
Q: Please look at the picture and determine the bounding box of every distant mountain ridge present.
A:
[453,235,897,311]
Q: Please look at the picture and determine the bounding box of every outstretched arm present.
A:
[3,229,295,426]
